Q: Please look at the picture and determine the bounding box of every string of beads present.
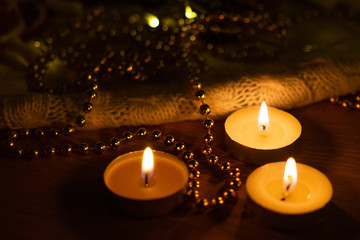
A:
[4,4,244,211]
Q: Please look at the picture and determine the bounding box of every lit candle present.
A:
[185,5,197,19]
[104,148,189,217]
[144,13,159,28]
[246,157,333,229]
[224,101,302,165]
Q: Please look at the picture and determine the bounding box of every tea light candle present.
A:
[246,158,333,229]
[225,101,302,165]
[104,148,189,217]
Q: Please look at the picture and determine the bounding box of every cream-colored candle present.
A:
[104,148,189,217]
[225,101,302,165]
[246,158,333,229]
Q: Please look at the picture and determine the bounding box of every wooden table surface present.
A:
[0,100,359,239]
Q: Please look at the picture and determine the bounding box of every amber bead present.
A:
[35,80,44,88]
[203,119,214,128]
[151,129,162,140]
[78,143,89,155]
[188,180,200,189]
[83,102,93,113]
[188,159,199,169]
[229,168,241,178]
[223,189,237,201]
[7,130,18,139]
[203,133,214,144]
[13,147,23,158]
[201,145,212,155]
[29,148,39,158]
[88,90,97,100]
[62,144,72,155]
[191,79,202,90]
[230,177,242,189]
[109,137,120,148]
[211,196,224,206]
[183,150,194,161]
[75,116,86,127]
[19,129,30,137]
[221,162,231,171]
[207,154,218,165]
[5,140,15,149]
[137,128,147,136]
[164,135,175,145]
[50,129,60,137]
[63,125,75,135]
[195,90,205,100]
[174,142,185,152]
[35,128,45,137]
[95,141,106,153]
[89,82,98,91]
[186,189,199,200]
[200,104,211,115]
[196,198,209,210]
[45,146,56,157]
[122,131,133,140]
[189,169,200,179]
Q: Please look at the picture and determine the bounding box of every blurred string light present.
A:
[144,13,159,28]
[185,5,197,19]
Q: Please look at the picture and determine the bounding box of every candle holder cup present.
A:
[245,196,332,230]
[224,106,302,165]
[245,161,333,230]
[107,186,187,218]
[104,150,189,218]
[225,133,302,165]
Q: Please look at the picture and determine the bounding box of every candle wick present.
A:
[281,192,288,201]
[281,183,291,201]
[145,173,149,187]
[259,124,268,136]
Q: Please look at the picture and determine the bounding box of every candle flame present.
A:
[185,6,197,19]
[145,13,159,28]
[141,147,154,183]
[258,101,269,134]
[283,157,297,194]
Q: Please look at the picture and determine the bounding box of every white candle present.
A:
[246,158,333,229]
[225,102,302,165]
[104,148,189,217]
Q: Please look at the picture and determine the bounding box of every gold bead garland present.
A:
[330,92,360,110]
[3,5,248,211]
[5,126,241,210]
